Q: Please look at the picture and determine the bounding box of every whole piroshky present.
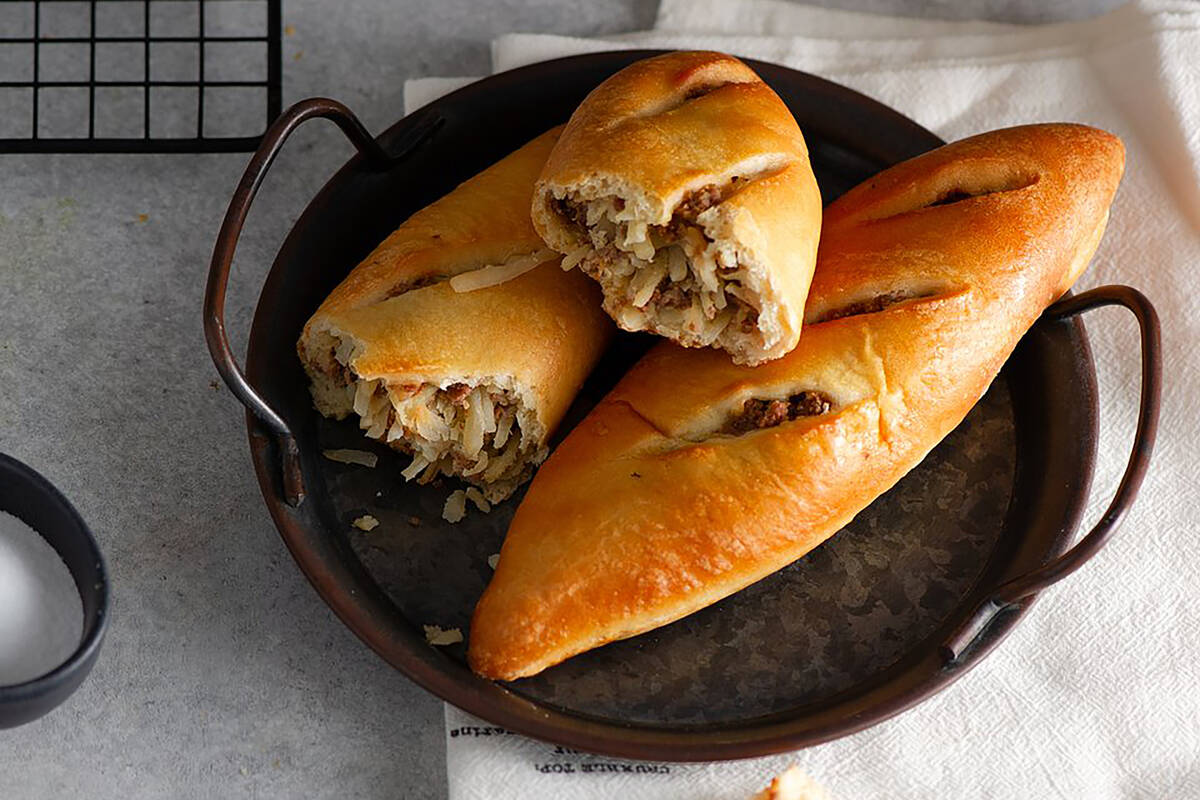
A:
[469,118,1124,681]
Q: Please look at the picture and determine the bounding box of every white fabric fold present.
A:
[653,0,1027,37]
[410,2,1200,796]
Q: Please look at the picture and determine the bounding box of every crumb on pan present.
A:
[407,515,422,527]
[487,553,500,570]
[323,448,378,468]
[464,487,492,513]
[423,625,464,646]
[443,490,467,523]
[352,515,379,532]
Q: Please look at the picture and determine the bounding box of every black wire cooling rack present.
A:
[0,0,281,153]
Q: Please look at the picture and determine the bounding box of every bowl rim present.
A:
[0,452,110,706]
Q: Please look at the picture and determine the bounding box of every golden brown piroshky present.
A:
[471,123,1125,680]
[297,128,613,503]
[532,51,823,366]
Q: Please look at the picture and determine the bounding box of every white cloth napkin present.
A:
[410,1,1200,796]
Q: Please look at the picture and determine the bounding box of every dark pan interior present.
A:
[242,52,1097,757]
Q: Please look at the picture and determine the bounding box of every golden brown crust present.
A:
[469,123,1125,681]
[311,262,611,434]
[532,51,822,364]
[311,128,563,316]
[297,127,613,479]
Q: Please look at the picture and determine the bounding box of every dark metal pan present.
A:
[203,52,1161,761]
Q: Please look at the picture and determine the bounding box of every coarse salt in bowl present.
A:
[0,512,85,685]
[0,453,109,729]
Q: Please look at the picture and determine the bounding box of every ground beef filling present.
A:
[444,382,472,405]
[555,197,590,230]
[672,184,723,222]
[726,391,834,434]
[816,291,920,324]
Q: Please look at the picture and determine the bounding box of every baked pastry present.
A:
[752,767,833,800]
[471,123,1125,679]
[297,128,613,503]
[532,51,822,366]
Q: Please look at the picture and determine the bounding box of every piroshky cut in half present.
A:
[298,128,613,503]
[533,51,823,366]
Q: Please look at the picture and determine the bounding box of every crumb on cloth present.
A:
[752,766,833,800]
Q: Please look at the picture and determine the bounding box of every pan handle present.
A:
[943,285,1162,661]
[203,98,439,507]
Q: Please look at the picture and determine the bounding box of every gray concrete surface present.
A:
[0,1,1123,798]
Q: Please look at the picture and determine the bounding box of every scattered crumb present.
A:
[208,380,220,391]
[352,515,379,532]
[423,625,463,646]
[284,24,295,35]
[136,213,148,223]
[442,490,467,523]
[752,766,832,800]
[631,472,642,478]
[464,487,491,513]
[323,449,378,468]
[407,516,422,527]
[293,50,303,61]
[239,766,248,777]
[487,553,500,570]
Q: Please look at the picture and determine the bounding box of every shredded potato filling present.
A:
[349,377,531,493]
[299,327,537,501]
[554,182,761,346]
[448,248,556,293]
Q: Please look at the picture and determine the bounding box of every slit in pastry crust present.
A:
[805,286,946,325]
[722,390,835,435]
[383,273,448,300]
[865,167,1040,222]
